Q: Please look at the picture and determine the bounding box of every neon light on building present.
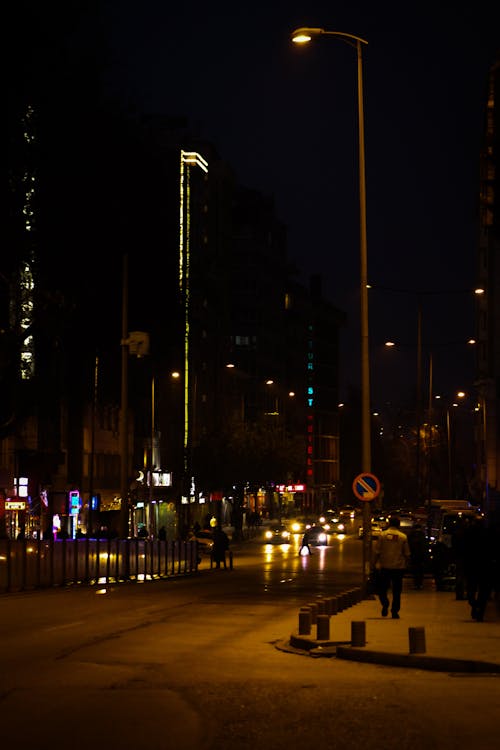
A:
[179,150,208,486]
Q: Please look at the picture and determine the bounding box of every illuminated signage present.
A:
[69,490,81,515]
[14,477,29,498]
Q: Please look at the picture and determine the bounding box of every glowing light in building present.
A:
[179,149,209,485]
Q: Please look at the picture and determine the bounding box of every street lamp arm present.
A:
[291,27,368,48]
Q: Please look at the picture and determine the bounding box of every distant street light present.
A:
[446,392,465,497]
[291,26,372,588]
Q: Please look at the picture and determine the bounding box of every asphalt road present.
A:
[1,531,499,750]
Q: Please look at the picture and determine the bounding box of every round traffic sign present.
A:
[352,472,381,501]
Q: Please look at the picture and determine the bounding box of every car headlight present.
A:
[323,523,330,531]
[319,532,327,543]
[282,531,290,539]
[337,523,345,532]
[265,531,273,540]
[291,523,301,533]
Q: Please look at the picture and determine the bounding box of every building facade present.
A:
[476,54,500,521]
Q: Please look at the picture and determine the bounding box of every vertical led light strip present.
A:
[17,104,37,380]
[179,150,208,487]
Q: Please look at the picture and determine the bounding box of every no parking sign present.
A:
[352,472,381,501]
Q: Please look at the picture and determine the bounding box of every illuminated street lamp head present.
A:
[291,27,368,47]
[291,27,324,43]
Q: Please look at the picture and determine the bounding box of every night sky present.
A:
[14,1,500,409]
[100,1,499,409]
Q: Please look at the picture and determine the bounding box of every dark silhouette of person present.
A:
[462,515,495,621]
[299,530,313,555]
[451,515,470,600]
[212,525,230,569]
[373,516,411,619]
[407,522,427,589]
[158,526,167,541]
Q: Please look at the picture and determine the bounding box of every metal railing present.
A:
[0,537,198,593]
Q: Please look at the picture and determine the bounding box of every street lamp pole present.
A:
[291,27,372,586]
[119,254,130,539]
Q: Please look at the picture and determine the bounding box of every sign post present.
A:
[352,472,381,593]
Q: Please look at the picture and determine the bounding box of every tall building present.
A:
[3,6,346,537]
[476,53,500,521]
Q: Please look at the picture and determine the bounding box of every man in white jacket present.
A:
[373,516,411,619]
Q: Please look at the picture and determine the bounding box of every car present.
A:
[289,517,316,534]
[372,513,389,529]
[304,525,330,546]
[318,514,348,535]
[191,529,215,556]
[398,513,415,530]
[263,524,292,544]
[358,521,384,539]
[338,504,357,519]
[288,518,306,534]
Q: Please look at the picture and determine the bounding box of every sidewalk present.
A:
[280,579,500,672]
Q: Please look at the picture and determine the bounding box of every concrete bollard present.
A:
[316,614,330,640]
[317,598,326,614]
[351,620,366,647]
[298,607,312,635]
[324,597,334,615]
[330,596,339,615]
[350,588,360,605]
[409,626,426,654]
[308,602,318,624]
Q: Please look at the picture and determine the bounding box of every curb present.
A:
[289,632,351,653]
[276,637,500,673]
[335,645,500,673]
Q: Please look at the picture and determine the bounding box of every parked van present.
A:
[427,500,480,548]
[427,500,482,591]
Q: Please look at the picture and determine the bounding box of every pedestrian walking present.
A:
[299,529,313,555]
[372,516,411,619]
[212,525,230,569]
[462,515,495,621]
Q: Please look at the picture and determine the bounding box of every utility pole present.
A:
[416,302,422,505]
